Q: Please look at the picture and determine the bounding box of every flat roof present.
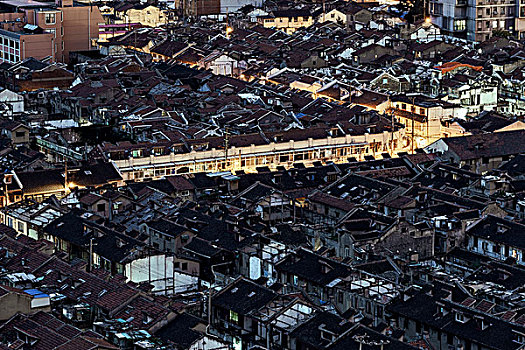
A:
[0,28,20,39]
[0,0,50,6]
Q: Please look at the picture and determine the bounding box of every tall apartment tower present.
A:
[430,0,517,42]
[0,0,103,63]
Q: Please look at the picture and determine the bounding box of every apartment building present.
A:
[0,0,103,63]
[430,0,516,42]
[97,124,407,182]
[182,0,220,17]
[389,95,467,147]
[0,27,54,63]
[258,9,314,35]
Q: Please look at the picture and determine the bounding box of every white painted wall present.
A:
[0,89,24,114]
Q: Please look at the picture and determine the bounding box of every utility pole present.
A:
[411,97,415,154]
[391,110,395,154]
[88,237,94,272]
[64,159,68,194]
[426,108,429,146]
[4,173,10,207]
[224,126,230,170]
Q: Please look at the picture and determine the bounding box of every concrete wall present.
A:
[0,292,50,321]
[61,6,104,62]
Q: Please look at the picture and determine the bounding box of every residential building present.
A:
[0,0,104,63]
[430,0,516,42]
[424,129,525,173]
[258,9,314,35]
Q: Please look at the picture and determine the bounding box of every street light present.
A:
[226,26,233,39]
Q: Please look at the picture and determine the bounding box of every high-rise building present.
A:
[0,0,103,63]
[430,0,516,42]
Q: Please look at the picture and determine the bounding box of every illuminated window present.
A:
[454,20,466,31]
[230,310,239,324]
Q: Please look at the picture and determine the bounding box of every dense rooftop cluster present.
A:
[0,0,525,349]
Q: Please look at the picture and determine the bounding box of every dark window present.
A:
[45,13,56,24]
[97,203,105,212]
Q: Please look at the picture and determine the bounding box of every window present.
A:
[15,131,25,138]
[45,28,56,37]
[17,221,24,232]
[292,275,298,285]
[45,13,56,25]
[454,19,466,31]
[455,313,465,323]
[181,262,188,270]
[97,203,106,212]
[229,310,239,324]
